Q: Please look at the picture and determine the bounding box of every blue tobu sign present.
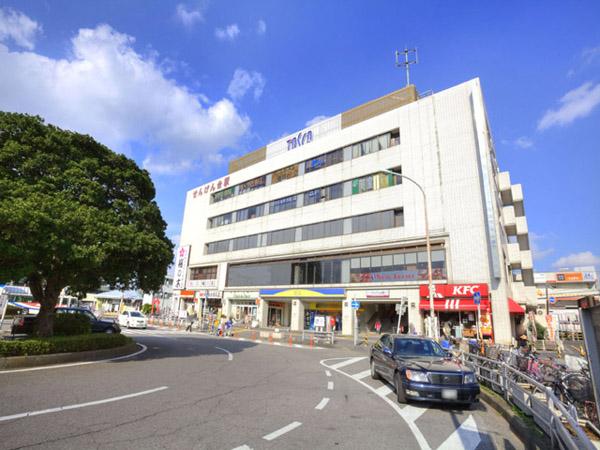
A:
[351,300,360,309]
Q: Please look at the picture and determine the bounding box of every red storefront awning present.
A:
[508,298,525,314]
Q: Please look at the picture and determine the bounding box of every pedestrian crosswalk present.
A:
[320,356,487,450]
[122,328,190,337]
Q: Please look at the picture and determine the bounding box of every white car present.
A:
[118,311,148,329]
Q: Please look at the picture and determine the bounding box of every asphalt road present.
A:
[0,328,524,450]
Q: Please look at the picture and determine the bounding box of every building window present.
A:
[239,176,266,194]
[305,155,326,173]
[190,266,217,280]
[237,204,264,222]
[323,183,343,201]
[232,234,259,251]
[212,187,234,203]
[267,228,296,246]
[352,175,374,194]
[272,165,299,184]
[270,195,297,214]
[304,188,321,205]
[207,240,230,254]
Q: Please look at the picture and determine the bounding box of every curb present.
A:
[479,386,550,450]
[0,342,139,370]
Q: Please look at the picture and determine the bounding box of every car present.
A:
[118,310,148,329]
[11,307,121,335]
[370,334,479,406]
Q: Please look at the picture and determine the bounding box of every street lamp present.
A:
[382,169,437,339]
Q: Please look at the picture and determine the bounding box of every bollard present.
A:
[310,335,314,348]
[269,332,273,344]
[288,333,293,347]
[252,331,257,341]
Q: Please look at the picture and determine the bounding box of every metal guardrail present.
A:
[460,352,596,450]
[301,329,335,345]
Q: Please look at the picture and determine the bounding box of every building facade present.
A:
[176,78,535,344]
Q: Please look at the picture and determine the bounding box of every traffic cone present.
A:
[288,333,293,347]
[269,333,273,344]
[310,335,314,348]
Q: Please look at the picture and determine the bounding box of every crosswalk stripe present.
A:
[402,404,427,422]
[374,384,393,396]
[436,415,480,450]
[352,369,372,380]
[329,357,367,370]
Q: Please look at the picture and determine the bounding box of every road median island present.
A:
[479,385,550,450]
[0,334,137,369]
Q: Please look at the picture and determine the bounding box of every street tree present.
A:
[0,112,174,336]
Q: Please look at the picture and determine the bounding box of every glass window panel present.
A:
[393,254,405,265]
[432,250,445,262]
[351,258,360,269]
[371,256,382,267]
[360,257,370,268]
[382,255,393,267]
[417,251,428,263]
[405,252,417,264]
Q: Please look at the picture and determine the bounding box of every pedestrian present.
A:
[329,315,336,332]
[185,311,196,332]
[375,319,382,334]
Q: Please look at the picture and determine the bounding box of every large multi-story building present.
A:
[176,78,535,344]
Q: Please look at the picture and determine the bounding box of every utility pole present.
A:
[395,47,418,87]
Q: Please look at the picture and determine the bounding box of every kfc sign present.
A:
[419,284,488,299]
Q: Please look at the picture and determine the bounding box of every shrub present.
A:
[141,304,152,315]
[52,313,92,336]
[0,334,132,357]
[535,321,547,340]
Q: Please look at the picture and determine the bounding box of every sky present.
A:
[1,0,599,274]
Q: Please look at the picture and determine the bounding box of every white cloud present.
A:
[227,68,265,101]
[175,4,204,28]
[514,136,533,149]
[305,115,329,127]
[553,251,600,268]
[538,82,600,130]
[215,24,240,41]
[582,45,600,66]
[529,232,555,260]
[0,23,250,175]
[257,19,266,35]
[0,7,41,50]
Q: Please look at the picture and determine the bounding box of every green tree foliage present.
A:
[0,112,173,336]
[141,303,152,315]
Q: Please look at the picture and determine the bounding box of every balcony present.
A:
[507,243,521,267]
[515,216,528,235]
[502,205,516,234]
[511,184,523,203]
[521,250,533,270]
[498,171,511,192]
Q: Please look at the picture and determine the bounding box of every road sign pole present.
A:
[353,308,358,346]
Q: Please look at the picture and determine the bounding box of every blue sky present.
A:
[1,0,599,273]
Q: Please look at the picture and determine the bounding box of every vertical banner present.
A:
[173,245,190,290]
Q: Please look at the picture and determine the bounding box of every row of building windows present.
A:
[206,208,404,255]
[208,167,402,228]
[226,247,446,287]
[189,265,218,280]
[211,129,400,204]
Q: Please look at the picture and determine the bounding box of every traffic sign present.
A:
[473,291,481,305]
[549,297,556,304]
[351,300,360,309]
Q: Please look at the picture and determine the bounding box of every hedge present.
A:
[52,313,92,336]
[0,334,132,357]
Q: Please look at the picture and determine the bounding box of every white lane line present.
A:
[374,384,394,396]
[238,338,246,341]
[215,346,233,361]
[0,386,168,422]
[437,415,481,450]
[327,381,334,390]
[352,369,372,380]
[321,358,430,450]
[325,370,331,377]
[262,421,302,441]
[315,397,330,410]
[403,404,427,422]
[231,445,253,450]
[329,356,367,370]
[0,344,148,374]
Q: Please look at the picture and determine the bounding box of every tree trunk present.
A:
[28,274,63,337]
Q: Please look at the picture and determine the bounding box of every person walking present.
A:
[375,319,382,334]
[185,311,196,332]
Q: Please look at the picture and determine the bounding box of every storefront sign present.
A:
[418,283,489,299]
[192,176,230,199]
[534,271,596,284]
[314,316,325,327]
[197,290,221,299]
[173,245,190,290]
[287,130,313,150]
[351,268,446,283]
[366,290,389,298]
[187,279,217,289]
[259,288,345,298]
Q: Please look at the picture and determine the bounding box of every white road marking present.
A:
[329,356,367,370]
[321,358,430,450]
[0,344,148,375]
[231,445,253,450]
[437,415,481,450]
[237,338,246,341]
[315,397,330,410]
[327,381,334,390]
[402,404,428,422]
[325,370,331,377]
[374,384,393,396]
[352,369,372,380]
[262,421,302,441]
[215,347,233,361]
[0,386,168,422]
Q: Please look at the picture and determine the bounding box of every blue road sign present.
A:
[473,291,481,305]
[351,300,360,309]
[549,297,556,304]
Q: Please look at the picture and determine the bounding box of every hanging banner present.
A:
[173,245,190,290]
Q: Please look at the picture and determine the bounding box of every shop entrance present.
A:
[360,303,400,333]
[304,301,342,332]
[232,303,257,322]
[268,302,289,327]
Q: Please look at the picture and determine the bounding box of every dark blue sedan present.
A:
[370,335,480,405]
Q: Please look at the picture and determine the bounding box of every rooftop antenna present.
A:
[395,47,418,87]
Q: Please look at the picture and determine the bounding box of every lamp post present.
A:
[382,169,437,339]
